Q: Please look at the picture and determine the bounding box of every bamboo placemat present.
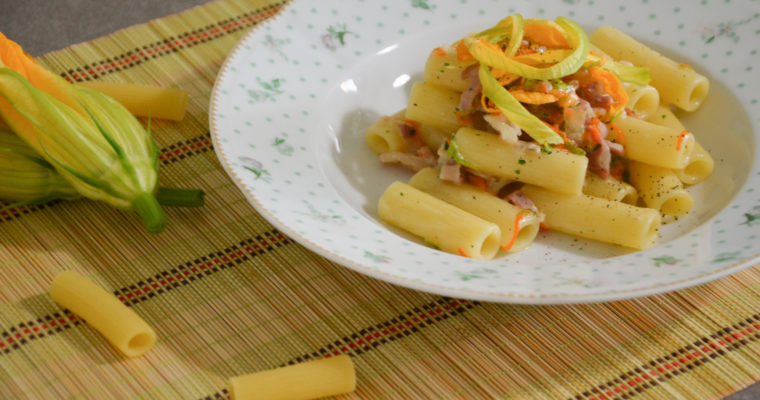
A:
[1,0,760,398]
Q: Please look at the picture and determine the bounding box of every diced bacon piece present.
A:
[399,120,423,151]
[483,113,521,144]
[578,81,614,109]
[588,140,611,180]
[379,152,435,172]
[439,161,463,183]
[504,190,539,214]
[563,105,587,143]
[415,145,437,164]
[607,140,625,156]
[459,65,482,112]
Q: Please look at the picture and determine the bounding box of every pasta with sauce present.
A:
[365,15,712,259]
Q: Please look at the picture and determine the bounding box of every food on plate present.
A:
[365,15,713,258]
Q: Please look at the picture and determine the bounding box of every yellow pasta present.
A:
[364,114,408,154]
[365,109,452,155]
[409,167,540,252]
[418,122,452,152]
[423,47,469,92]
[77,81,188,121]
[364,15,714,256]
[615,115,695,169]
[624,83,659,117]
[378,181,501,259]
[645,105,714,185]
[451,127,588,195]
[591,26,709,112]
[49,271,156,357]
[404,81,461,132]
[229,355,356,400]
[628,160,694,223]
[583,173,638,204]
[521,185,661,250]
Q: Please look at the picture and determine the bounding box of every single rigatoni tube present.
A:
[583,173,638,204]
[645,105,714,185]
[77,81,188,121]
[645,105,684,130]
[230,355,356,400]
[364,114,407,154]
[423,48,469,92]
[378,181,501,259]
[628,160,694,223]
[521,185,661,250]
[418,122,452,152]
[365,109,451,155]
[591,26,709,112]
[409,167,540,252]
[405,81,461,133]
[615,115,694,169]
[452,127,588,195]
[624,83,659,118]
[49,271,156,357]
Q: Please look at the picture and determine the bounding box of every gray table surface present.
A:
[2,0,758,399]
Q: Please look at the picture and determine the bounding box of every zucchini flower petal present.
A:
[0,129,79,204]
[0,48,166,232]
[0,129,204,209]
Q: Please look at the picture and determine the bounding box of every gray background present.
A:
[1,0,757,398]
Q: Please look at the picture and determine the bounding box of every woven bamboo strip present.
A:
[1,0,760,399]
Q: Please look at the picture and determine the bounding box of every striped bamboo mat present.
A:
[1,0,760,398]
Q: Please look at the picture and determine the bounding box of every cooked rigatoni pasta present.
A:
[405,81,461,132]
[628,160,694,223]
[423,47,469,92]
[452,127,588,195]
[583,173,638,204]
[417,120,453,151]
[365,113,408,154]
[624,83,659,117]
[49,271,156,357]
[365,14,713,257]
[591,25,709,112]
[614,115,695,169]
[674,140,712,185]
[410,167,540,252]
[521,185,661,250]
[645,105,714,185]
[365,110,451,163]
[379,181,502,259]
[229,355,356,400]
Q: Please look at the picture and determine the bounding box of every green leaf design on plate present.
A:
[248,78,284,103]
[652,255,680,267]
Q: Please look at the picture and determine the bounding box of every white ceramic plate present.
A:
[210,0,760,303]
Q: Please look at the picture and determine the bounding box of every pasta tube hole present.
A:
[365,135,391,154]
[480,229,502,260]
[127,332,156,356]
[681,159,712,184]
[630,90,659,117]
[620,190,639,205]
[687,78,709,111]
[511,220,540,252]
[660,194,694,224]
[643,217,661,249]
